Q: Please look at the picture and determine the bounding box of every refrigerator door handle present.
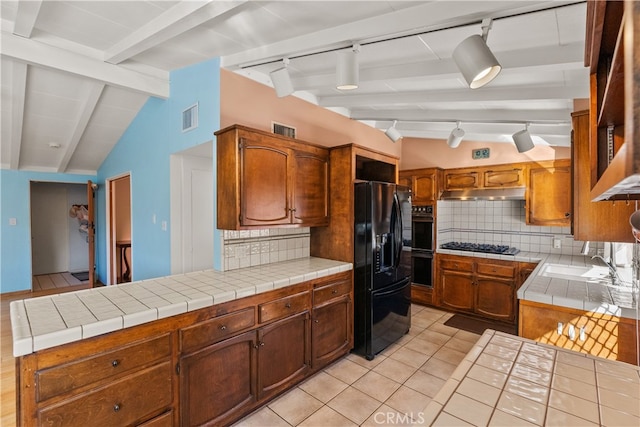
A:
[392,192,403,268]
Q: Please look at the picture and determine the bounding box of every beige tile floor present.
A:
[234,305,479,427]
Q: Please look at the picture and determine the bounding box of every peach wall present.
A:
[221,69,576,170]
[220,70,401,158]
[399,138,571,170]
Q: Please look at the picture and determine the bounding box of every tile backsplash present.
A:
[437,200,583,255]
[221,228,310,271]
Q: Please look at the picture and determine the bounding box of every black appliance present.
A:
[353,181,412,360]
[411,205,434,288]
[440,241,520,255]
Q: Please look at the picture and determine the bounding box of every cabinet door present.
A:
[439,270,474,312]
[444,170,479,190]
[475,276,515,322]
[312,296,351,369]
[483,168,524,188]
[527,163,571,226]
[398,174,412,189]
[257,311,310,401]
[292,150,329,226]
[240,137,291,226]
[180,331,257,427]
[414,173,438,203]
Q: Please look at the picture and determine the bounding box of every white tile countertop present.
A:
[437,249,640,320]
[421,329,640,426]
[10,257,352,357]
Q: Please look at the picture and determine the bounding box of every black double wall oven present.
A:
[411,205,434,289]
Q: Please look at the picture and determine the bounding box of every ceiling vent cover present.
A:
[182,103,198,132]
[272,122,296,138]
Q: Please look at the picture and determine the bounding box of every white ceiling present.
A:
[0,0,588,174]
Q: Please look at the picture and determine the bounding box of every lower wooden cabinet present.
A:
[16,271,353,427]
[438,254,517,323]
[519,300,639,365]
[180,331,257,427]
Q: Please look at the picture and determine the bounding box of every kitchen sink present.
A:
[539,263,611,281]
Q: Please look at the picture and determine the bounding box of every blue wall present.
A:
[96,58,221,282]
[0,58,221,293]
[0,171,96,293]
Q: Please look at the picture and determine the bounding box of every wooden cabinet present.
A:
[216,124,329,229]
[519,300,639,365]
[517,261,538,288]
[443,164,525,191]
[585,1,640,200]
[311,274,353,368]
[17,271,353,427]
[572,110,636,242]
[27,334,174,427]
[438,254,517,323]
[311,144,398,263]
[526,160,571,226]
[399,168,442,203]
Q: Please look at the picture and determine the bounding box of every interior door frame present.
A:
[105,172,132,285]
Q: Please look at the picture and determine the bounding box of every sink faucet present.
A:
[591,254,622,286]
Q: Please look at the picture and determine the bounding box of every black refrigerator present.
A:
[353,181,412,360]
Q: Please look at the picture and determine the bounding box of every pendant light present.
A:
[270,58,294,97]
[336,44,360,90]
[452,18,502,89]
[385,120,402,142]
[447,121,465,148]
[512,123,535,153]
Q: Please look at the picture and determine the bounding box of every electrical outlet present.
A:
[553,238,561,249]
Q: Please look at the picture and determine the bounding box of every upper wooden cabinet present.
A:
[526,159,571,226]
[216,125,329,229]
[586,0,640,200]
[572,110,636,242]
[443,164,525,191]
[399,168,442,204]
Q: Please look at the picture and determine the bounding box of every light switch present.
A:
[557,322,563,335]
[9,218,17,226]
[161,221,167,231]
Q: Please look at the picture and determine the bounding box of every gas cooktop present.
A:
[440,242,520,255]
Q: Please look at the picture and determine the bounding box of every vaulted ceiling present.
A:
[1,1,588,174]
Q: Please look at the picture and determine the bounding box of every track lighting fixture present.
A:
[512,123,535,153]
[452,18,502,89]
[336,44,360,90]
[385,120,402,142]
[447,121,465,148]
[270,58,294,97]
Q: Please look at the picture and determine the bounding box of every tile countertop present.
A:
[421,329,640,426]
[438,249,639,320]
[10,257,352,357]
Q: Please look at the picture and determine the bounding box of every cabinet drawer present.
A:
[38,362,172,427]
[476,263,516,278]
[314,280,351,306]
[137,410,173,427]
[259,292,310,323]
[180,307,255,353]
[36,334,171,402]
[440,258,473,272]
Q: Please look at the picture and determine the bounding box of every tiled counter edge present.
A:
[10,257,352,357]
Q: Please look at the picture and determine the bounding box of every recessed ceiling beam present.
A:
[105,0,248,64]
[12,0,42,38]
[351,108,574,124]
[318,85,588,108]
[57,83,105,173]
[1,31,169,98]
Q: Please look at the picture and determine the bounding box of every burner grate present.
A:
[440,242,519,255]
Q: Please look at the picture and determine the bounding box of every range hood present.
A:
[440,187,526,201]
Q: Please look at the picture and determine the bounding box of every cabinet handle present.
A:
[219,325,227,331]
[564,212,571,218]
[314,319,319,323]
[285,303,292,309]
[111,360,119,368]
[113,403,121,412]
[331,289,338,294]
[260,341,265,346]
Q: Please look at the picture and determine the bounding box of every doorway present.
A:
[30,182,90,291]
[108,174,132,284]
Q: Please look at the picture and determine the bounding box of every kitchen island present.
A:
[10,257,353,426]
[422,329,640,425]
